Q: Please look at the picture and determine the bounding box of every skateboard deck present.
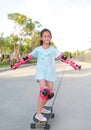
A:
[30,106,54,130]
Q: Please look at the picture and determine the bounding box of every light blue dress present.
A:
[30,46,60,82]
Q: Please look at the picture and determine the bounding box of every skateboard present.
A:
[30,106,55,130]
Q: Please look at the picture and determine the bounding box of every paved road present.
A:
[0,61,91,130]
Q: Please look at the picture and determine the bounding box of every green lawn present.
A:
[0,64,10,68]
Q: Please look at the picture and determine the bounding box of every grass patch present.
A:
[0,64,10,68]
[29,59,37,63]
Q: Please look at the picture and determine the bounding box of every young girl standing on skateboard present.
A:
[11,28,81,121]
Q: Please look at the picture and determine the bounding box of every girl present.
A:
[11,28,81,121]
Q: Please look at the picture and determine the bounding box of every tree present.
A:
[63,51,72,58]
[8,13,41,61]
[0,34,13,63]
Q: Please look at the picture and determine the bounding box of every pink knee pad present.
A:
[39,87,48,99]
[47,90,54,100]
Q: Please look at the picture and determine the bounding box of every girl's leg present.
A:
[37,80,47,114]
[41,81,54,113]
[46,81,54,90]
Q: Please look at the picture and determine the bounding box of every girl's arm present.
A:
[58,54,81,70]
[11,54,32,69]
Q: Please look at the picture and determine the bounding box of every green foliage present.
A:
[8,13,27,25]
[72,50,83,57]
[63,51,72,58]
[51,41,57,48]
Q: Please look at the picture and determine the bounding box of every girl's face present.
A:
[41,31,52,45]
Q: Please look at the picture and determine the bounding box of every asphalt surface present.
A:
[0,61,91,130]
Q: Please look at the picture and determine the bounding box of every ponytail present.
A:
[40,40,43,46]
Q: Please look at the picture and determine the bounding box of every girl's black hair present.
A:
[40,28,52,46]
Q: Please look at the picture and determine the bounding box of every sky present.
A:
[0,0,91,52]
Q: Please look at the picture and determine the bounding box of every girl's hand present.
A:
[69,61,81,70]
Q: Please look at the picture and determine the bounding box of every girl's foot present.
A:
[41,108,51,114]
[35,113,47,121]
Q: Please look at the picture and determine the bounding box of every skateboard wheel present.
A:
[51,113,55,118]
[30,123,36,129]
[44,124,50,130]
